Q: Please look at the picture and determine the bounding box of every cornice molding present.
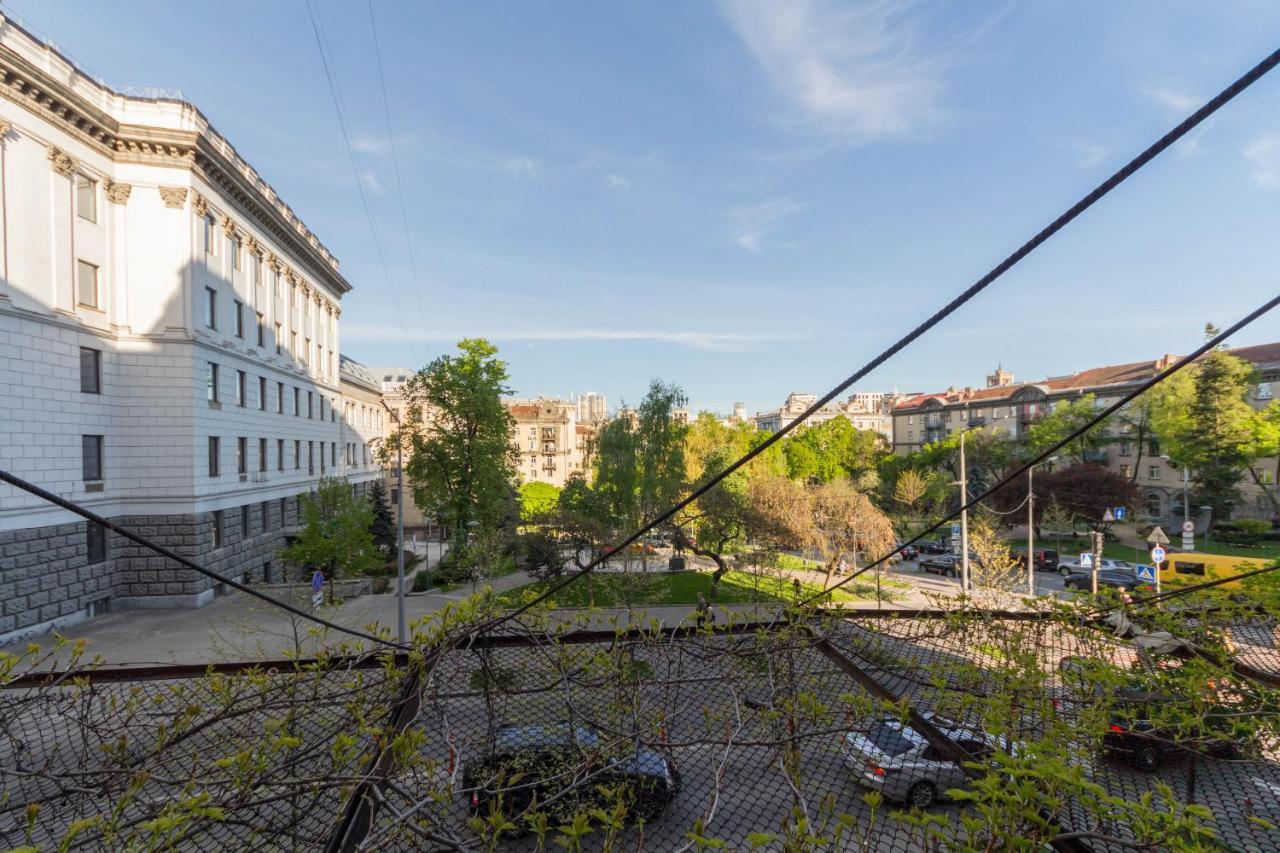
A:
[0,35,350,297]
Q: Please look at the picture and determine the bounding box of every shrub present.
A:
[412,570,434,592]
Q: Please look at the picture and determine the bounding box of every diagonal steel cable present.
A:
[487,46,1280,628]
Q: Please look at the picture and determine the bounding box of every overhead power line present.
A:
[366,0,432,354]
[304,0,422,367]
[488,46,1280,629]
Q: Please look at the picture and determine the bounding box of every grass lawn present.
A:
[775,552,824,571]
[494,569,894,608]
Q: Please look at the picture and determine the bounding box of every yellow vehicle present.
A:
[1155,551,1271,591]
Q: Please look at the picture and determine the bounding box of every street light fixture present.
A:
[1026,456,1058,596]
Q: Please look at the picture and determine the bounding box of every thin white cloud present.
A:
[342,325,797,351]
[503,156,538,178]
[1143,85,1200,113]
[351,134,389,155]
[1072,142,1108,170]
[1245,134,1280,188]
[717,0,945,140]
[606,173,632,191]
[358,170,385,196]
[731,199,806,252]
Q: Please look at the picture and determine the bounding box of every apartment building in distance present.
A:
[508,398,589,488]
[575,391,607,424]
[754,391,901,442]
[0,17,382,642]
[890,344,1280,523]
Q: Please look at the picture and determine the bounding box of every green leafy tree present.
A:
[382,339,517,548]
[517,481,561,523]
[367,479,395,554]
[1022,394,1103,465]
[783,417,886,486]
[278,477,381,601]
[1246,401,1280,516]
[635,380,688,527]
[1150,350,1260,520]
[592,413,639,537]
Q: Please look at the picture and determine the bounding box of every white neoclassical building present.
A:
[0,16,385,642]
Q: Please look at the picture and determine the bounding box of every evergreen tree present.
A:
[368,479,395,554]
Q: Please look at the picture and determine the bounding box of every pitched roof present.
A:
[338,354,381,393]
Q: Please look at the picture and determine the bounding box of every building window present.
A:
[275,323,282,354]
[75,173,96,222]
[233,300,244,338]
[1120,464,1132,479]
[207,363,219,402]
[308,391,314,419]
[1148,465,1160,480]
[277,381,285,414]
[320,443,326,473]
[204,287,217,329]
[259,437,267,472]
[80,347,101,394]
[208,436,220,477]
[331,442,337,467]
[294,439,301,470]
[77,260,100,309]
[1119,442,1131,457]
[204,215,217,255]
[237,436,247,474]
[1148,439,1160,456]
[279,497,287,528]
[86,522,107,564]
[261,500,271,531]
[212,510,224,549]
[235,370,246,407]
[256,313,265,348]
[240,504,250,538]
[294,387,300,416]
[258,376,267,411]
[82,434,103,481]
[391,487,399,506]
[308,441,314,475]
[232,236,243,271]
[277,438,284,471]
[1258,468,1274,485]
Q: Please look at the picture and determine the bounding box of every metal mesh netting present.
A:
[3,606,1278,851]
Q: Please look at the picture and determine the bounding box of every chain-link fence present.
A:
[3,603,1277,851]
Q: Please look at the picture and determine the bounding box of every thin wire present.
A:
[798,292,1280,607]
[304,0,422,367]
[487,46,1280,629]
[0,468,408,651]
[367,0,432,355]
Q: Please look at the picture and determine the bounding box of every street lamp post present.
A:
[381,401,406,644]
[1026,456,1058,597]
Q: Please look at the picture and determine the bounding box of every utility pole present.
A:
[1026,466,1035,597]
[959,429,970,594]
[381,401,406,644]
[1090,529,1103,596]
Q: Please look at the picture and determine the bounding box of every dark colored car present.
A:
[1103,688,1247,772]
[1062,568,1150,593]
[920,555,960,578]
[897,542,919,560]
[918,539,950,555]
[464,723,680,833]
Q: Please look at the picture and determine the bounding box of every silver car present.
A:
[842,714,999,808]
[1057,555,1132,577]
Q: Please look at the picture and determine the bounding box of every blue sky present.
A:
[10,1,1280,414]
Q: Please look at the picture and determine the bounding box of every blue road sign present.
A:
[1150,546,1166,564]
[1136,564,1157,583]
[1113,507,1127,521]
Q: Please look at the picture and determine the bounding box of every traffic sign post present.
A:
[1113,507,1127,521]
[1102,509,1114,522]
[1136,564,1157,584]
[1181,519,1195,552]
[1149,545,1166,595]
[1146,526,1169,546]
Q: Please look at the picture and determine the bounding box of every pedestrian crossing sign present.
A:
[1136,564,1156,583]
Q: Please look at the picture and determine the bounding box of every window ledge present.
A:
[208,400,222,410]
[84,481,104,493]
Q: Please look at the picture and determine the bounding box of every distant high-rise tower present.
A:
[576,391,607,423]
[986,365,1015,388]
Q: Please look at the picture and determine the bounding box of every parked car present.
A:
[1008,547,1061,572]
[1103,687,1250,772]
[896,542,919,560]
[1057,555,1131,577]
[918,539,950,555]
[464,723,680,832]
[920,555,960,578]
[1062,568,1150,593]
[843,713,1008,808]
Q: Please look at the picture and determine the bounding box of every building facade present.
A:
[509,398,588,488]
[0,18,381,642]
[890,345,1280,524]
[575,391,607,424]
[754,390,899,441]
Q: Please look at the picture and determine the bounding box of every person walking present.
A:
[695,592,714,628]
[311,568,325,613]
